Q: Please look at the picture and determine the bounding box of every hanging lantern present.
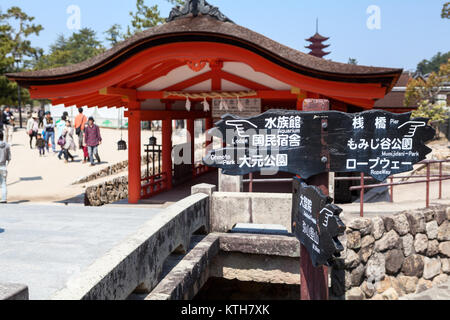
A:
[185,96,191,111]
[219,97,225,111]
[117,108,127,150]
[203,97,210,112]
[117,140,127,151]
[149,136,157,146]
[237,96,244,112]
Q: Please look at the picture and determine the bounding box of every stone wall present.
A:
[84,164,160,206]
[84,176,128,206]
[331,205,450,300]
[74,155,154,185]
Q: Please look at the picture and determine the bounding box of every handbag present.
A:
[58,135,66,147]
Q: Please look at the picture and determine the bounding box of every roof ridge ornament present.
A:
[167,0,234,23]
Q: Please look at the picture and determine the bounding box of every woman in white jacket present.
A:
[62,120,77,163]
[26,113,39,149]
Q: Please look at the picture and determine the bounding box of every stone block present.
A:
[401,254,424,278]
[393,214,410,236]
[375,230,400,252]
[423,257,441,280]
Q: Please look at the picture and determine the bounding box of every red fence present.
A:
[141,172,168,199]
[343,159,450,217]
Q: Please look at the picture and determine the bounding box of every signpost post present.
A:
[203,99,435,300]
[299,99,331,300]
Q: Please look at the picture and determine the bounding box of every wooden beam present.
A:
[163,71,213,91]
[51,93,98,106]
[218,70,272,91]
[126,61,185,89]
[99,87,137,101]
[86,96,123,108]
[125,110,211,121]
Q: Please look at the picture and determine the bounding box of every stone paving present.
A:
[0,204,162,300]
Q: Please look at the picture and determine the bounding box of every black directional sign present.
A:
[292,178,346,267]
[203,110,435,181]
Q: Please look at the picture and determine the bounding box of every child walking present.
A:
[36,133,46,156]
[82,141,89,164]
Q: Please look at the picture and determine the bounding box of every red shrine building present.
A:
[7,0,403,204]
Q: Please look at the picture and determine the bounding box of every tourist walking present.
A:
[26,113,39,149]
[81,140,89,164]
[74,108,87,150]
[56,115,67,160]
[0,131,11,203]
[43,111,56,153]
[2,106,15,144]
[37,108,45,128]
[62,120,76,163]
[84,117,102,166]
[36,133,46,156]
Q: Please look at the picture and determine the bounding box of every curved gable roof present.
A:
[7,16,402,91]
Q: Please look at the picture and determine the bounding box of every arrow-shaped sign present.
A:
[203,110,435,181]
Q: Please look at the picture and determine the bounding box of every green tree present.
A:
[348,58,358,65]
[35,28,104,70]
[128,0,165,34]
[442,2,449,19]
[104,0,185,47]
[405,59,449,128]
[104,24,124,47]
[0,6,43,105]
[417,52,450,75]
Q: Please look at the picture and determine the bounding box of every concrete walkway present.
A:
[0,204,162,300]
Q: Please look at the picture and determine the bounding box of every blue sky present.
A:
[1,0,449,71]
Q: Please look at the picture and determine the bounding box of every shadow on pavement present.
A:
[55,193,85,205]
[4,200,30,205]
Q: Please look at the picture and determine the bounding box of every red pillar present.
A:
[187,118,195,173]
[127,105,141,204]
[162,117,173,191]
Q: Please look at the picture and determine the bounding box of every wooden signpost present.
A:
[203,99,435,300]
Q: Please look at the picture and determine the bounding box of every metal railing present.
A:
[344,159,450,217]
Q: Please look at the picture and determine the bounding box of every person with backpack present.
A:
[84,117,102,166]
[0,131,11,203]
[74,108,87,150]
